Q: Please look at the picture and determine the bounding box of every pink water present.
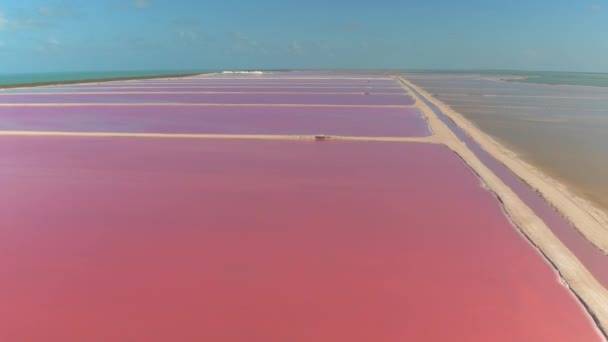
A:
[0,138,600,341]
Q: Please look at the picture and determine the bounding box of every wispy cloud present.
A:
[0,6,76,31]
[227,31,268,54]
[177,30,202,46]
[230,32,258,47]
[289,40,304,55]
[172,17,198,26]
[0,41,5,48]
[37,5,75,18]
[34,36,64,53]
[133,0,153,9]
[111,0,153,10]
[178,30,198,40]
[47,37,61,46]
[0,10,46,30]
[337,23,363,32]
[0,11,7,29]
[447,33,460,41]
[522,49,541,58]
[591,4,602,10]
[311,41,336,58]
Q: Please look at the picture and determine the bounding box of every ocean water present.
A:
[0,70,209,87]
[399,70,608,87]
[506,71,608,87]
[405,72,608,214]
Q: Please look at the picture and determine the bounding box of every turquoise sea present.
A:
[507,71,608,87]
[400,70,608,87]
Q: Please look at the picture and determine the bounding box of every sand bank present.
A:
[403,79,608,252]
[401,77,608,337]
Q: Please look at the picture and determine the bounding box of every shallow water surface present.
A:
[407,73,608,214]
[0,138,600,341]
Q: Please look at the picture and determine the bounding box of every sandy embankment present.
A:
[400,77,608,339]
[0,130,436,144]
[404,79,608,253]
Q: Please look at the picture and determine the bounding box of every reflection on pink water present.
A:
[0,105,430,137]
[0,138,600,341]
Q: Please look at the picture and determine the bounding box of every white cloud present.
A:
[591,4,601,10]
[0,41,5,48]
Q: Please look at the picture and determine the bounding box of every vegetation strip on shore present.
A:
[0,73,206,90]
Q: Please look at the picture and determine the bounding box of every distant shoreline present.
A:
[0,72,206,90]
[506,76,608,88]
[400,69,608,88]
[4,70,608,89]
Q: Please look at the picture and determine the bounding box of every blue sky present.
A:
[0,0,607,73]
